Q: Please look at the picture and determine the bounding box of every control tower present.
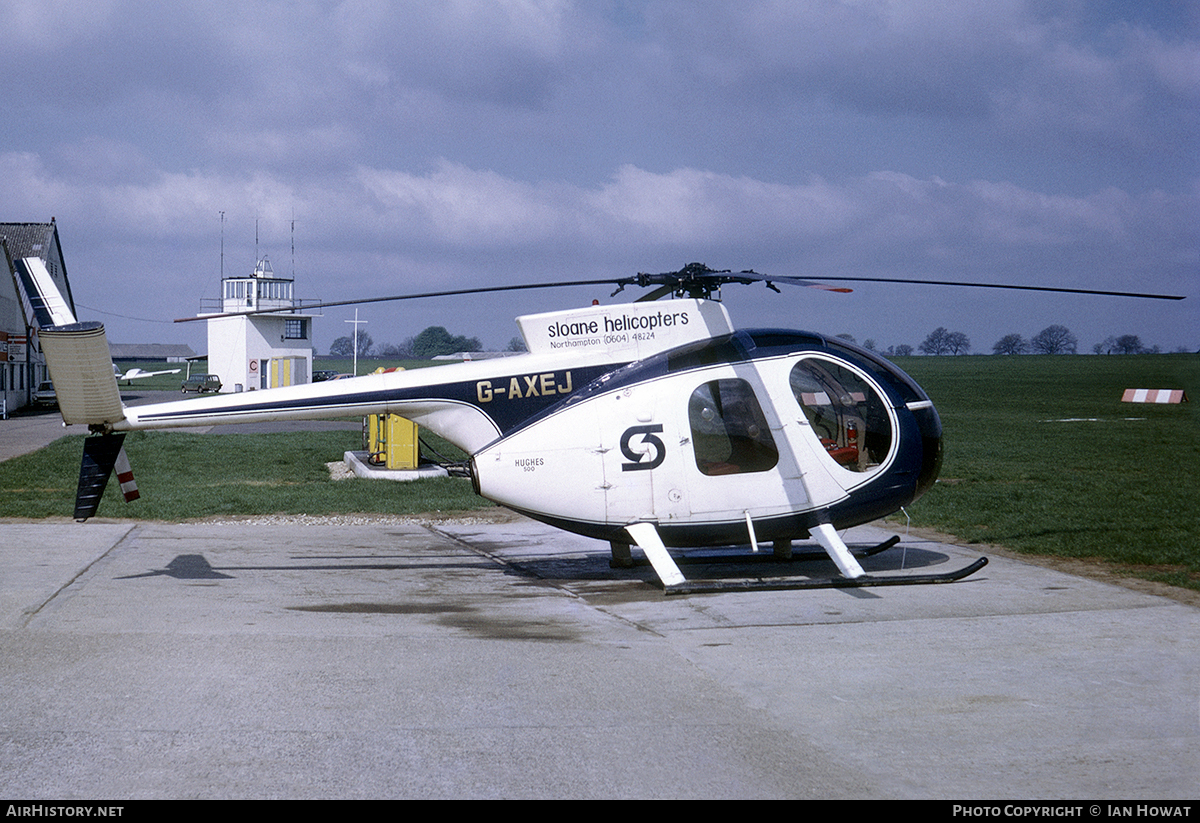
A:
[203,255,314,392]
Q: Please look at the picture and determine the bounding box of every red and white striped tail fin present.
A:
[114,447,140,503]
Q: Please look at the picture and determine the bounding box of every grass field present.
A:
[2,354,1196,590]
[889,354,1199,590]
[0,427,486,520]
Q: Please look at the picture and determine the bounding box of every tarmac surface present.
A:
[1,403,1198,799]
[3,516,1198,799]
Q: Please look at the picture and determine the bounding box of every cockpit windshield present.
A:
[789,358,893,473]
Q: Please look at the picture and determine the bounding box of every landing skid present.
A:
[622,522,986,596]
[662,557,988,596]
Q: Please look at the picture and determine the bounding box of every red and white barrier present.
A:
[1121,389,1188,404]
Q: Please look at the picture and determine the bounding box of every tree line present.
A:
[328,325,533,360]
[839,326,1181,356]
[992,328,1170,355]
[333,323,1181,360]
[329,325,486,360]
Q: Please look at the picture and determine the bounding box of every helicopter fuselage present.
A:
[471,326,942,547]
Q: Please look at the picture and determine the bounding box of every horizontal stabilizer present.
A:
[75,434,130,520]
[39,322,126,426]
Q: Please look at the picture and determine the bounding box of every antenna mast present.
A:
[219,211,225,280]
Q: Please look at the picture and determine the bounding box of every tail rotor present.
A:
[74,434,139,521]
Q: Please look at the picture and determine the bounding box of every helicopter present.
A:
[35,263,1184,594]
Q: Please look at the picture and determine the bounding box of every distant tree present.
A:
[919,327,951,355]
[506,336,528,353]
[329,336,354,357]
[862,339,877,351]
[1030,324,1077,355]
[412,326,455,358]
[378,339,414,358]
[411,326,483,359]
[892,344,914,357]
[920,327,969,355]
[1114,334,1144,355]
[993,333,1028,355]
[836,333,856,344]
[346,332,373,359]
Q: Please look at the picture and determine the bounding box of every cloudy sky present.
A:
[2,0,1196,356]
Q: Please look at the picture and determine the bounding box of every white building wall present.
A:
[206,316,248,392]
[206,314,312,392]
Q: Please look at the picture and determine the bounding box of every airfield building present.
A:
[0,219,75,413]
[201,256,315,392]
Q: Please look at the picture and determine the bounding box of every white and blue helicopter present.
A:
[34,262,1183,594]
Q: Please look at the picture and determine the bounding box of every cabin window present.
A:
[789,358,893,472]
[688,379,779,476]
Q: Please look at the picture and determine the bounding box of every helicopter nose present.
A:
[910,403,943,503]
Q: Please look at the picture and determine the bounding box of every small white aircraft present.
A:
[35,262,1184,593]
[113,364,182,384]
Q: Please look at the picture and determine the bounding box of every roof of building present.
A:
[109,343,200,361]
[0,221,57,260]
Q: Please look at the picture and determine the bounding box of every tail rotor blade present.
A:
[75,434,138,521]
[115,446,140,503]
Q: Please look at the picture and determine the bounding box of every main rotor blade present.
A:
[175,278,622,322]
[784,275,1185,301]
[630,267,1184,300]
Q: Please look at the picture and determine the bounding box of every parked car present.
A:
[33,381,58,408]
[312,370,339,382]
[181,374,222,394]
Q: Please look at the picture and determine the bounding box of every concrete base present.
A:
[343,450,449,481]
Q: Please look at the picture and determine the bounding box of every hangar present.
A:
[1,219,75,414]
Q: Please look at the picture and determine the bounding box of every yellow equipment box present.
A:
[366,413,420,470]
[365,367,419,470]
